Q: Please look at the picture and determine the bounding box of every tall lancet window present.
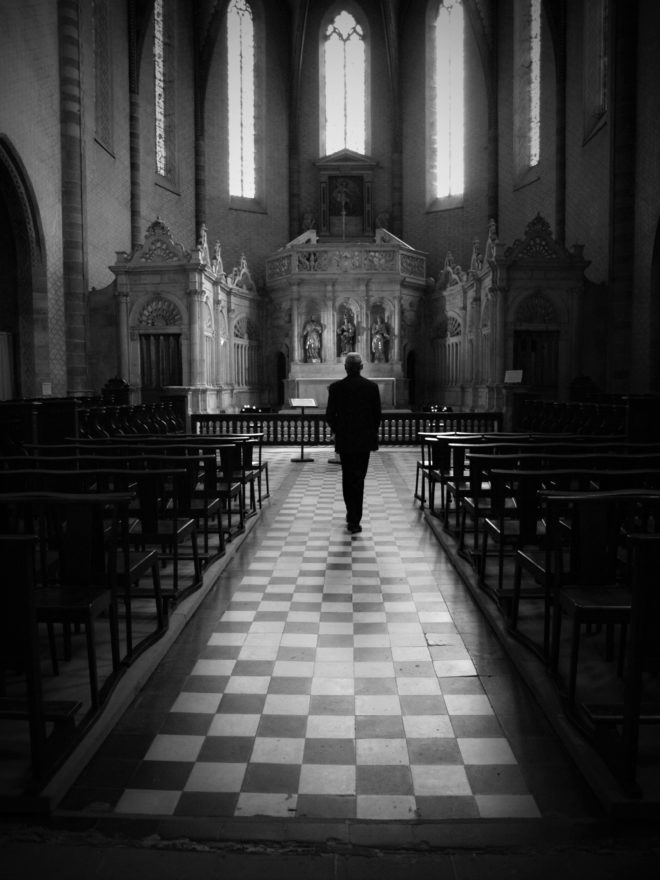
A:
[153,0,176,178]
[93,0,113,151]
[323,10,366,155]
[430,0,465,198]
[583,0,608,138]
[227,0,256,198]
[514,0,541,171]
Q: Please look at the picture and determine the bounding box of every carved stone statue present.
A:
[337,311,356,355]
[371,316,390,363]
[211,239,224,275]
[470,238,483,273]
[303,316,323,363]
[484,218,498,263]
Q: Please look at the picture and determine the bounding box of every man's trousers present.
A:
[339,450,371,526]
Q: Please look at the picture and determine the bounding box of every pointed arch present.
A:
[0,136,48,398]
[319,3,370,157]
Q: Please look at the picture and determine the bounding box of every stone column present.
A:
[187,288,205,386]
[392,293,402,363]
[213,290,223,385]
[364,281,373,364]
[493,286,507,385]
[116,282,130,383]
[227,306,236,385]
[291,286,300,362]
[58,0,89,395]
[324,282,335,362]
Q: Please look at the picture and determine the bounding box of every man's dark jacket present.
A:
[325,373,382,454]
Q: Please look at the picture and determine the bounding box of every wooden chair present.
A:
[583,533,660,796]
[507,469,600,663]
[214,443,246,539]
[139,452,224,565]
[456,451,546,556]
[196,433,269,509]
[0,491,133,711]
[414,432,440,508]
[126,466,203,605]
[478,466,555,600]
[0,534,82,784]
[0,467,169,663]
[545,489,660,712]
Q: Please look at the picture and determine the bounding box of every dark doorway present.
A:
[513,330,559,396]
[276,351,286,408]
[406,350,416,406]
[139,332,182,403]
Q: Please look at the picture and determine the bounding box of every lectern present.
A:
[289,398,316,462]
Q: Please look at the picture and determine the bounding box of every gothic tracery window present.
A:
[583,0,608,137]
[227,0,256,198]
[429,0,465,200]
[322,9,366,156]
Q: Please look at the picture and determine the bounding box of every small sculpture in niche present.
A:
[484,218,498,263]
[303,315,323,363]
[371,315,390,363]
[470,238,483,273]
[337,309,356,355]
[211,239,224,276]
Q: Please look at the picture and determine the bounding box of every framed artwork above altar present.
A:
[316,149,377,237]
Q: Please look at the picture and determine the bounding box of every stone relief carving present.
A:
[138,296,182,327]
[516,292,558,325]
[447,316,462,337]
[137,217,189,264]
[400,253,425,278]
[266,253,292,281]
[365,249,396,271]
[234,316,258,339]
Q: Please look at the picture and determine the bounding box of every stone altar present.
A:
[265,228,428,410]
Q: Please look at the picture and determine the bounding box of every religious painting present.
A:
[329,175,364,237]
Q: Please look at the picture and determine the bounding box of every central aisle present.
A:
[61,448,596,824]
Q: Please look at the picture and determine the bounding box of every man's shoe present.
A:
[347,523,362,534]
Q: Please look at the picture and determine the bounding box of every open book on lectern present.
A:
[289,398,317,408]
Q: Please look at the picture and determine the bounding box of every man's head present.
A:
[344,352,363,375]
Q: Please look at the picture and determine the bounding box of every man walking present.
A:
[325,352,382,534]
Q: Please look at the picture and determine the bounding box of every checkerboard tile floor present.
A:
[66,448,543,821]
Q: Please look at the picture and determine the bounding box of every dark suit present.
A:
[325,372,382,527]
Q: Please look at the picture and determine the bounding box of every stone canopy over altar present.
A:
[265,227,428,410]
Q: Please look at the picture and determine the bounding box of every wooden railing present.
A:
[514,396,660,440]
[191,411,504,445]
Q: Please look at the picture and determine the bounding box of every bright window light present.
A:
[324,11,365,155]
[228,0,255,198]
[434,0,464,197]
